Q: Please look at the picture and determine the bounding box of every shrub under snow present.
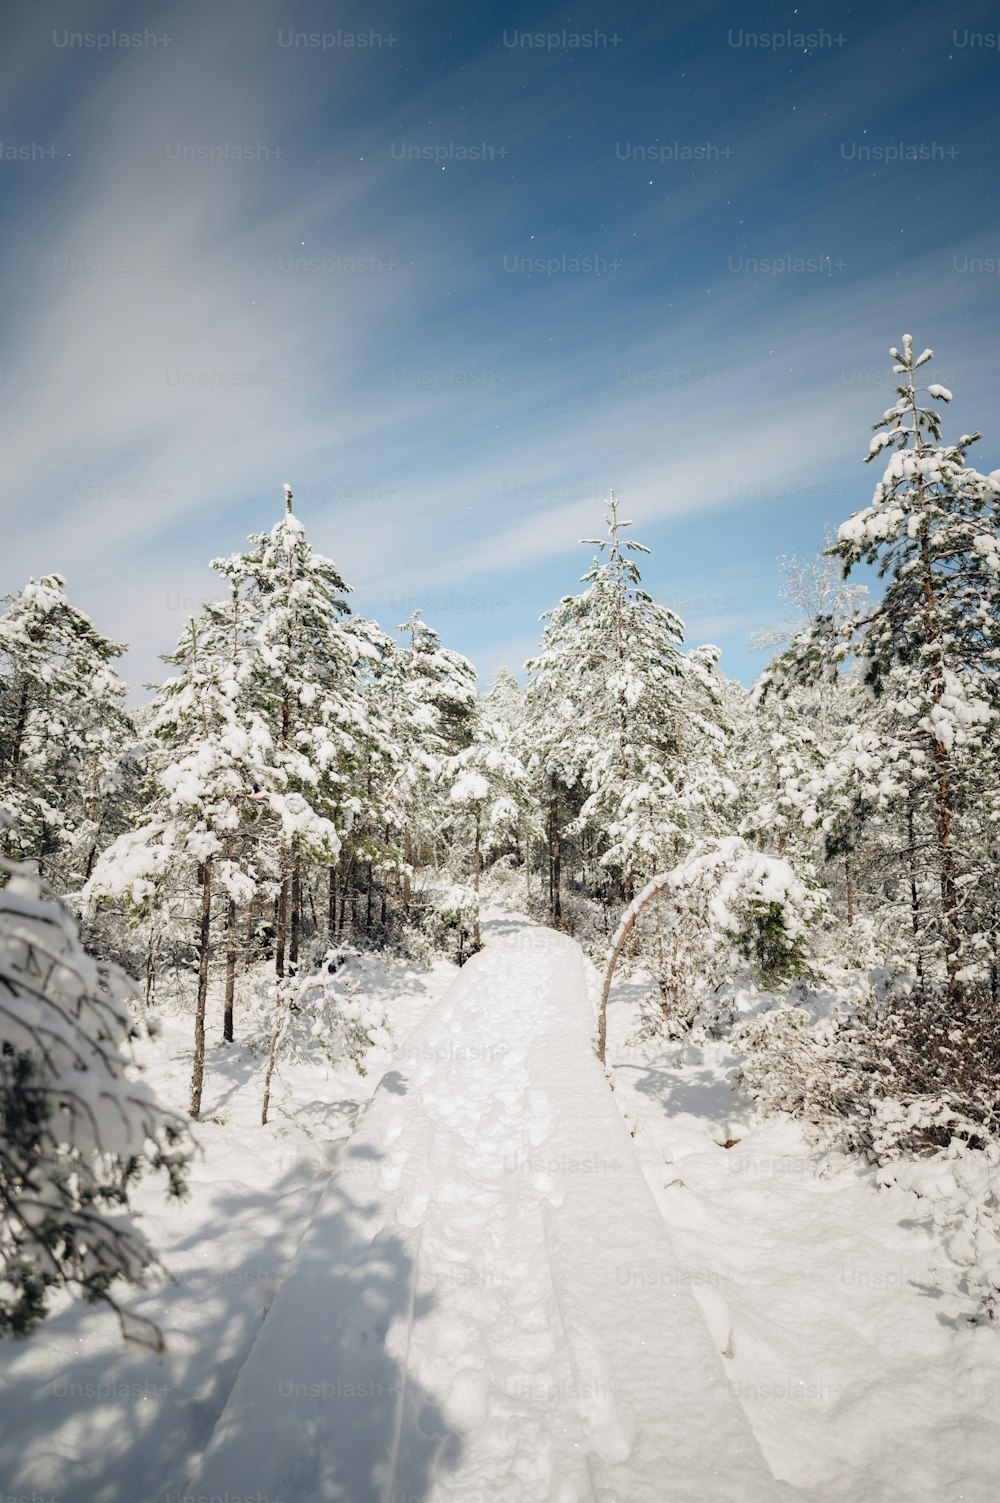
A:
[0,845,190,1349]
[246,947,392,1077]
[738,980,1000,1318]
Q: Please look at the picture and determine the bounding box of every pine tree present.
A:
[444,708,531,945]
[0,576,133,893]
[385,611,478,918]
[526,493,727,910]
[775,337,1000,1001]
[212,486,353,980]
[85,604,280,1117]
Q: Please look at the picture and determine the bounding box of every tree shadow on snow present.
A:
[620,1060,739,1124]
[0,1150,463,1503]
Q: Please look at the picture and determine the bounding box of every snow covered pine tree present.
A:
[0,574,134,894]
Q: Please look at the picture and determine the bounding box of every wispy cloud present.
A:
[2,0,996,693]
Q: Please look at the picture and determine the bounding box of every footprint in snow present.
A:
[525,1087,556,1147]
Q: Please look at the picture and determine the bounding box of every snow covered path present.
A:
[189,914,777,1503]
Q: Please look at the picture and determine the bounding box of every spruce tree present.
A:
[0,576,133,893]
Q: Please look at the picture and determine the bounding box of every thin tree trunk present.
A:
[597,874,671,1066]
[907,800,925,984]
[328,863,338,942]
[275,844,289,980]
[402,826,413,914]
[653,889,670,1018]
[145,927,159,1008]
[339,854,352,934]
[289,853,301,975]
[845,855,854,928]
[548,795,561,925]
[931,742,961,1004]
[7,679,30,778]
[189,857,213,1118]
[223,896,237,1043]
[261,986,286,1126]
[473,810,482,948]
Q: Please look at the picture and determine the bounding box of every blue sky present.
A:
[2,0,998,693]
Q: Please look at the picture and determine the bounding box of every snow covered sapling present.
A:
[445,716,531,947]
[0,836,190,1350]
[430,882,481,965]
[596,837,825,1063]
[386,611,479,917]
[245,947,391,1087]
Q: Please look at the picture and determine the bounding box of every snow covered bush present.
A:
[247,948,392,1078]
[739,979,1000,1157]
[0,842,190,1349]
[738,979,1000,1316]
[425,882,481,963]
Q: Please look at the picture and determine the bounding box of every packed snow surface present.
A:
[190,915,777,1503]
[4,911,998,1502]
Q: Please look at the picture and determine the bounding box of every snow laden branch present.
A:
[0,837,191,1350]
[596,837,825,1065]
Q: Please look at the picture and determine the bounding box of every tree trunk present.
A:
[653,889,670,1018]
[7,679,30,778]
[473,810,482,948]
[328,862,337,941]
[275,850,288,980]
[402,826,413,914]
[189,857,213,1118]
[289,853,301,975]
[845,855,854,928]
[145,927,159,1009]
[548,796,561,925]
[907,798,925,983]
[260,984,286,1126]
[223,896,237,1043]
[597,874,672,1066]
[931,743,962,1005]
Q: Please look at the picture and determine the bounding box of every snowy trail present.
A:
[187,914,778,1503]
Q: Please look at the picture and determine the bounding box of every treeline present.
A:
[2,336,999,1104]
